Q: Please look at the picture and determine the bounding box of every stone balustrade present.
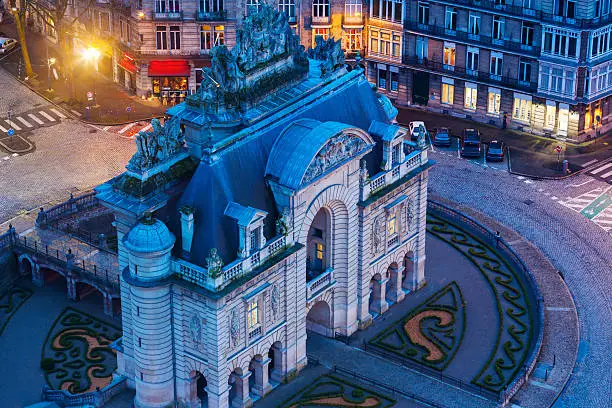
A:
[362,148,427,201]
[306,268,335,300]
[173,234,291,291]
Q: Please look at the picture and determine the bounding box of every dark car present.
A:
[432,127,452,146]
[486,140,505,161]
[460,128,481,158]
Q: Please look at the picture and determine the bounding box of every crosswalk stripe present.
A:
[49,108,67,118]
[590,163,612,175]
[16,116,32,127]
[140,123,153,132]
[581,159,599,167]
[594,218,612,225]
[28,114,44,125]
[102,126,111,131]
[6,120,21,131]
[0,123,7,132]
[70,109,82,117]
[600,170,612,179]
[118,123,136,134]
[568,198,596,203]
[39,111,56,121]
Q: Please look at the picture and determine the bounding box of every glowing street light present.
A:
[83,47,101,106]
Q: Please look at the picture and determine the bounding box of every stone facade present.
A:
[96,7,430,407]
[368,0,612,141]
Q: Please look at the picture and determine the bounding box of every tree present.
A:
[8,0,34,79]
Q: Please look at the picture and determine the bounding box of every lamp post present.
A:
[46,43,56,91]
[83,47,100,106]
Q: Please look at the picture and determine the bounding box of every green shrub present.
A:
[352,389,365,398]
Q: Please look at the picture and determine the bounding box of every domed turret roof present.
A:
[124,215,175,253]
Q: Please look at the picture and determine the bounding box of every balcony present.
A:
[196,10,226,21]
[404,20,540,57]
[306,268,335,300]
[153,11,183,20]
[402,56,538,93]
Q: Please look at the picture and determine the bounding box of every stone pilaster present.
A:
[370,277,389,315]
[251,356,272,397]
[231,371,252,408]
[387,265,404,303]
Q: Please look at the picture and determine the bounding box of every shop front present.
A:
[118,53,138,94]
[148,60,190,105]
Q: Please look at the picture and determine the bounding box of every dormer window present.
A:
[250,227,261,254]
[392,143,401,165]
[225,202,268,259]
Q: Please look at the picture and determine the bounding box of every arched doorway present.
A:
[369,273,388,316]
[248,354,271,398]
[386,262,404,304]
[403,252,415,290]
[19,257,33,276]
[306,208,331,282]
[228,367,251,408]
[268,341,283,383]
[196,372,207,406]
[306,301,332,337]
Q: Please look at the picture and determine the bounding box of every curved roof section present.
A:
[124,218,175,253]
[266,120,373,190]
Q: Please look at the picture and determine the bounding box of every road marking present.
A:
[6,120,21,131]
[16,116,33,128]
[524,180,533,184]
[70,109,82,117]
[102,126,111,131]
[49,108,67,119]
[39,111,56,121]
[581,188,612,219]
[529,380,557,391]
[581,159,599,167]
[567,179,594,188]
[28,113,45,125]
[11,153,18,157]
[517,176,525,180]
[118,122,136,134]
[140,123,153,132]
[551,196,559,200]
[600,170,612,179]
[591,163,612,175]
[0,123,7,132]
[546,307,573,312]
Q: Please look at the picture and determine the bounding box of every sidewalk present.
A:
[396,106,612,179]
[0,22,165,125]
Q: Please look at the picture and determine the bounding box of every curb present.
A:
[79,115,165,127]
[508,150,612,180]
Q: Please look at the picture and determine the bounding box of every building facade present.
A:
[366,0,612,140]
[96,6,431,408]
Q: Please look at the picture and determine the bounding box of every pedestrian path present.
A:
[0,106,66,135]
[583,160,612,184]
[559,186,612,233]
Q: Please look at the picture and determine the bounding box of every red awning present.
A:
[118,55,137,74]
[148,60,191,77]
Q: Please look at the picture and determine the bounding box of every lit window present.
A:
[387,215,396,235]
[247,299,259,329]
[441,78,454,105]
[545,101,556,129]
[344,28,362,51]
[464,83,477,110]
[513,93,532,122]
[345,0,362,17]
[316,243,324,260]
[487,87,501,114]
[443,42,455,67]
[313,28,330,45]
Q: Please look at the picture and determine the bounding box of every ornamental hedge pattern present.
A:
[279,374,396,408]
[0,285,33,335]
[369,282,466,371]
[41,307,121,394]
[426,215,533,393]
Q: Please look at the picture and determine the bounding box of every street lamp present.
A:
[47,57,56,91]
[83,47,101,106]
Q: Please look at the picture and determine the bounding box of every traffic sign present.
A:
[126,106,132,112]
[87,91,94,101]
[7,129,14,137]
[555,145,562,153]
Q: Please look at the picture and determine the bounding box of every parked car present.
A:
[409,121,428,141]
[460,128,481,158]
[432,127,452,146]
[486,140,505,161]
[0,37,17,54]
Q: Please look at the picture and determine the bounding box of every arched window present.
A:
[313,0,330,18]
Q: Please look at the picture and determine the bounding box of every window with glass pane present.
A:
[313,28,329,41]
[490,53,503,75]
[441,82,454,104]
[214,25,224,46]
[201,25,212,49]
[381,32,391,55]
[540,66,550,90]
[493,16,504,40]
[247,0,260,15]
[564,70,575,95]
[170,26,180,49]
[418,2,429,25]
[551,68,563,92]
[488,88,501,114]
[467,47,479,72]
[445,7,457,30]
[545,102,556,128]
[519,59,531,82]
[464,84,477,110]
[378,68,387,88]
[392,142,401,165]
[392,33,401,57]
[370,29,379,53]
[313,0,330,17]
[444,43,455,67]
[345,29,362,51]
[279,0,296,18]
[168,0,179,12]
[156,0,166,13]
[513,96,531,121]
[469,13,480,35]
[387,215,396,235]
[521,23,533,46]
[247,300,259,329]
[416,36,428,61]
[390,71,399,91]
[156,26,167,50]
[345,0,362,17]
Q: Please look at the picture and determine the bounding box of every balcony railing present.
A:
[405,20,540,57]
[402,56,538,93]
[153,11,183,20]
[196,10,227,21]
[363,149,426,201]
[306,268,335,300]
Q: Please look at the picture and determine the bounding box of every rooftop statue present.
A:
[127,116,185,173]
[308,36,345,77]
[186,3,307,112]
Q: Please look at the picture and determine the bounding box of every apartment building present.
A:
[367,0,612,140]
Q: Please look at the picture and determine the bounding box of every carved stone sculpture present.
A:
[229,308,240,348]
[302,133,367,184]
[190,312,202,344]
[372,215,385,254]
[308,36,345,76]
[406,200,415,233]
[275,207,291,236]
[206,248,224,278]
[127,116,185,173]
[271,284,280,321]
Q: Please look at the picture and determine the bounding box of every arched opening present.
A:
[76,281,103,301]
[20,257,33,276]
[369,273,388,316]
[248,354,271,398]
[306,208,331,282]
[268,341,283,383]
[41,267,67,289]
[196,372,208,406]
[403,252,415,291]
[306,301,332,337]
[386,262,404,304]
[112,297,122,316]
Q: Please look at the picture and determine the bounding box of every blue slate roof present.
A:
[368,120,400,142]
[176,69,392,266]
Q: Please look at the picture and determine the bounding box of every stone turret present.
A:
[123,214,176,408]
